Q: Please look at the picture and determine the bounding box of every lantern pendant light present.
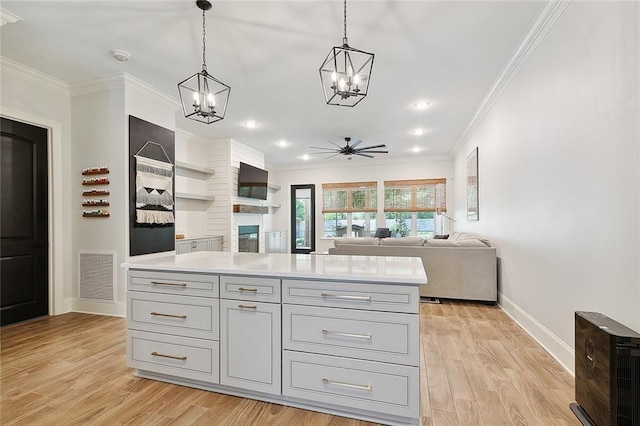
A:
[177,0,230,124]
[319,0,374,107]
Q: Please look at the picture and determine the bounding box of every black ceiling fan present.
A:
[310,137,389,160]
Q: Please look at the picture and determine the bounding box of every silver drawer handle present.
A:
[238,304,257,309]
[151,351,187,361]
[238,287,258,292]
[322,377,372,391]
[320,293,372,301]
[322,329,371,340]
[150,312,187,319]
[150,281,187,288]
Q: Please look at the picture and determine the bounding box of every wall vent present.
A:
[78,251,116,301]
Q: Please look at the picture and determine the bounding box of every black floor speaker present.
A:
[572,311,640,426]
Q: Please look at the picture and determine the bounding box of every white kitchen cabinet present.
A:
[219,298,281,395]
[176,236,224,254]
[124,253,424,425]
[265,231,287,253]
[126,270,221,384]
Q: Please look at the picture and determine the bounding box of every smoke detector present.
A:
[111,49,131,62]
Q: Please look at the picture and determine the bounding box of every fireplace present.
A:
[238,225,259,253]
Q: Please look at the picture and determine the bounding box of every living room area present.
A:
[2,0,639,424]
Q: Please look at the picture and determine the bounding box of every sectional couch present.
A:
[327,232,497,302]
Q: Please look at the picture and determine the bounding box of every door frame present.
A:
[2,107,65,316]
[290,184,315,254]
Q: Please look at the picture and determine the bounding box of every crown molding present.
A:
[451,0,571,156]
[0,8,22,26]
[123,73,180,109]
[68,72,180,110]
[0,56,69,96]
[68,73,124,96]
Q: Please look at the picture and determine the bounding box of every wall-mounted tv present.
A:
[238,162,268,200]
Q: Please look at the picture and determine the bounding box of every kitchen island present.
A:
[123,251,426,425]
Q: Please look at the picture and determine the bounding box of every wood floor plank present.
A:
[1,302,578,425]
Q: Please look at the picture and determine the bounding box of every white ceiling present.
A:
[1,1,544,166]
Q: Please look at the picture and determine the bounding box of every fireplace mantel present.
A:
[233,204,268,214]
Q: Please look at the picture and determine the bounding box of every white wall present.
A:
[71,85,126,314]
[452,1,640,372]
[272,157,453,253]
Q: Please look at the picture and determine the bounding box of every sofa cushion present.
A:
[455,239,490,247]
[379,237,424,246]
[424,239,458,247]
[333,237,379,247]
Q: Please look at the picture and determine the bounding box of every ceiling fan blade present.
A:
[350,139,362,149]
[327,153,342,159]
[357,150,388,154]
[357,144,387,150]
[328,140,344,149]
[354,153,374,158]
[310,146,339,151]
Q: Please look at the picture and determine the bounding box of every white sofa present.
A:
[327,232,497,302]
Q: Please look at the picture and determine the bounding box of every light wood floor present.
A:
[1,301,578,425]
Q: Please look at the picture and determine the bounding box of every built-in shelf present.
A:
[264,202,281,209]
[268,183,281,192]
[175,161,215,176]
[176,192,215,201]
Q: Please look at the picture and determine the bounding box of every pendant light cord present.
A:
[202,9,207,71]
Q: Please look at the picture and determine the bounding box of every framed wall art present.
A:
[467,147,479,221]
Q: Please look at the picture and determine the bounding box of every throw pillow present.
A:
[433,234,449,239]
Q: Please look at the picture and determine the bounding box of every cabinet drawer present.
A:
[128,269,219,298]
[282,279,419,313]
[128,330,219,384]
[220,275,281,303]
[283,305,419,366]
[283,351,419,419]
[127,292,219,340]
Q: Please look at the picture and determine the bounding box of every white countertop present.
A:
[123,252,427,285]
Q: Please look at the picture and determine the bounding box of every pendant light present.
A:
[319,0,374,107]
[177,0,230,124]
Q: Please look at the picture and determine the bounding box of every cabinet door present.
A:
[195,238,209,252]
[175,241,192,255]
[209,237,223,251]
[220,299,281,395]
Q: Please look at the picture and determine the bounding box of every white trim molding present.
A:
[499,293,575,375]
[0,107,68,318]
[124,73,180,109]
[0,7,22,26]
[0,56,69,96]
[451,0,571,156]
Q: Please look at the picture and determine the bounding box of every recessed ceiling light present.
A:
[302,154,310,161]
[111,49,131,62]
[413,100,430,110]
[411,147,421,153]
[243,120,258,129]
[276,140,288,147]
[411,128,427,136]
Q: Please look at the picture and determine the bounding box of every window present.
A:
[322,182,376,238]
[384,179,446,238]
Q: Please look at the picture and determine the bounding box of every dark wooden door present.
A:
[1,117,49,326]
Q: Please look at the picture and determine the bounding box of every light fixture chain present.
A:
[202,8,207,70]
[343,0,348,41]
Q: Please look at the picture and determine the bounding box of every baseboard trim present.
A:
[499,293,575,375]
[71,299,126,317]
